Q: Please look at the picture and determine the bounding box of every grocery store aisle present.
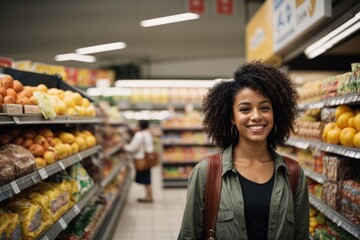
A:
[112,165,188,240]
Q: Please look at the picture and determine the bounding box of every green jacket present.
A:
[178,145,309,240]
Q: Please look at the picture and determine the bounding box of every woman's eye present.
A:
[260,106,270,111]
[240,108,250,112]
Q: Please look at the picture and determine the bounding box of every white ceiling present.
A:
[0,0,263,69]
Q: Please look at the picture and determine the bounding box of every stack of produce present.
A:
[322,105,360,148]
[298,80,323,103]
[341,180,360,225]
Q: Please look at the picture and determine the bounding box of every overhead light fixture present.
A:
[115,79,214,88]
[76,42,126,54]
[305,12,360,59]
[140,13,200,27]
[55,53,96,63]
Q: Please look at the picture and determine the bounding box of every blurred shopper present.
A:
[123,119,154,203]
[178,61,309,239]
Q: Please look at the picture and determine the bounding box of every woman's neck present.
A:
[233,140,271,163]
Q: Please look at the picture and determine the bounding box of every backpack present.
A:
[203,153,300,240]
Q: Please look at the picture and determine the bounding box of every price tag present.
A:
[42,235,50,240]
[77,153,83,161]
[58,162,66,170]
[38,169,48,180]
[73,204,81,215]
[10,181,20,194]
[349,151,356,158]
[58,218,67,229]
[352,95,358,102]
[355,152,360,159]
[330,100,336,105]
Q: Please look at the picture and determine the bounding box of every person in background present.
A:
[178,61,309,239]
[123,119,154,203]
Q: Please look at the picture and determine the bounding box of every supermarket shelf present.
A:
[286,138,360,159]
[104,145,123,158]
[11,115,102,125]
[108,120,127,125]
[0,145,102,202]
[38,185,101,240]
[101,157,131,187]
[304,169,327,184]
[162,127,204,132]
[118,102,202,111]
[162,143,215,147]
[309,194,360,239]
[0,114,15,124]
[298,93,360,110]
[163,178,188,188]
[93,172,132,239]
[162,161,198,167]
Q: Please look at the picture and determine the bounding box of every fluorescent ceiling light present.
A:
[140,13,199,27]
[55,53,96,63]
[76,42,126,54]
[305,12,360,59]
[115,79,214,88]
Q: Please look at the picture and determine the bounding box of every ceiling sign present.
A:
[273,0,331,52]
[216,0,234,15]
[188,0,205,14]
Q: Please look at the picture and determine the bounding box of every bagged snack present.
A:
[68,163,94,200]
[5,198,44,240]
[0,208,22,240]
[0,152,15,184]
[26,191,54,231]
[0,144,36,177]
[48,170,79,203]
[29,182,69,222]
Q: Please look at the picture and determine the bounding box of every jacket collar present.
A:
[221,145,287,176]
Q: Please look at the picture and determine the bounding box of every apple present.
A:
[43,150,57,164]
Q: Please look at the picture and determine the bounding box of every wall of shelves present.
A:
[283,88,360,238]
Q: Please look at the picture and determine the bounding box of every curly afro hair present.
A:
[202,61,299,150]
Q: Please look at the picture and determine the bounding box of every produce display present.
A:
[0,126,97,172]
[310,207,357,239]
[161,131,211,144]
[0,74,96,118]
[322,105,360,148]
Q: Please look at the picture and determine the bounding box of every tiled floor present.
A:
[112,165,188,240]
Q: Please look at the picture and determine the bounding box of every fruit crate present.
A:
[0,67,94,102]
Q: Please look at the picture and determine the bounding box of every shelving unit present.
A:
[309,195,360,239]
[285,91,360,239]
[161,127,217,188]
[0,145,102,202]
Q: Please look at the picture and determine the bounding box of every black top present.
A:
[238,171,275,240]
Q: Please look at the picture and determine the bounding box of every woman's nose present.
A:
[251,109,262,121]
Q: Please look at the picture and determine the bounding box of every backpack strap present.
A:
[204,153,222,240]
[283,156,300,200]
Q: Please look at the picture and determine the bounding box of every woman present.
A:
[178,61,309,239]
[123,119,154,203]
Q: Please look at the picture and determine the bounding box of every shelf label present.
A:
[77,153,83,161]
[42,235,50,240]
[355,152,360,159]
[10,181,20,194]
[73,204,81,215]
[59,218,67,229]
[38,169,48,180]
[58,162,66,170]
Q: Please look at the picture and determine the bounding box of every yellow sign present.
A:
[246,0,281,65]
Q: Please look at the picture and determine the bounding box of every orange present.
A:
[336,112,354,129]
[322,122,336,142]
[354,132,360,148]
[340,127,357,147]
[335,105,353,119]
[326,127,341,145]
[348,116,355,128]
[354,113,360,131]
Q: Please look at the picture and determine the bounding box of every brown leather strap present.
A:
[283,156,300,199]
[204,153,222,240]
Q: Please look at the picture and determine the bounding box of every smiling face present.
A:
[231,88,274,145]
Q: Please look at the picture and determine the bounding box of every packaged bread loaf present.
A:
[0,144,36,177]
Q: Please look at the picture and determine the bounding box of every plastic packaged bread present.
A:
[0,152,15,184]
[0,144,36,177]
